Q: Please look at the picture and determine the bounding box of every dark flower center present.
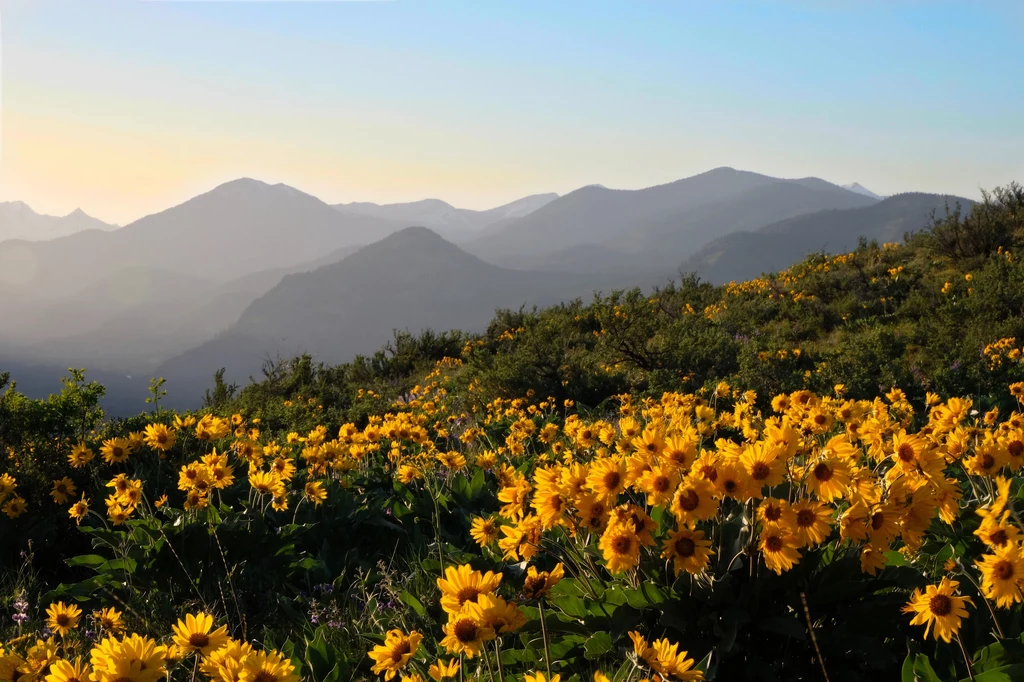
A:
[765,535,783,551]
[813,462,833,482]
[929,594,952,617]
[189,633,210,649]
[653,476,671,492]
[994,560,1015,581]
[674,537,696,557]
[603,471,621,490]
[871,512,885,530]
[751,462,771,481]
[796,509,816,527]
[611,535,632,554]
[897,444,915,462]
[678,489,700,512]
[991,529,1009,546]
[391,640,411,662]
[454,619,479,643]
[456,587,480,605]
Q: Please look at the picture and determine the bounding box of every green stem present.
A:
[538,600,553,679]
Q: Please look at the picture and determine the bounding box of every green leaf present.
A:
[400,590,426,617]
[911,654,945,682]
[964,664,1024,681]
[902,654,916,682]
[584,631,612,659]
[66,554,106,568]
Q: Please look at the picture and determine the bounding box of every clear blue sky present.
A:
[1,0,1021,223]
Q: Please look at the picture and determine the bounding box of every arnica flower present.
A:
[69,491,89,522]
[599,520,642,573]
[440,602,495,658]
[171,612,230,656]
[237,649,299,682]
[100,437,132,465]
[93,607,124,635]
[902,577,973,642]
[143,423,176,451]
[648,637,704,680]
[46,601,82,637]
[469,516,499,548]
[90,633,167,682]
[427,657,460,681]
[524,674,561,682]
[44,656,93,682]
[369,629,422,680]
[977,543,1024,608]
[670,477,718,526]
[436,564,502,615]
[303,481,327,506]
[199,638,253,682]
[759,527,801,574]
[661,527,714,576]
[787,499,833,547]
[522,563,564,600]
[50,478,77,505]
[68,443,95,468]
[4,495,28,518]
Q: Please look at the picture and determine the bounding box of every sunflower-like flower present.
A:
[49,477,78,505]
[787,499,833,547]
[428,658,460,681]
[45,656,94,682]
[977,543,1024,608]
[661,527,714,576]
[303,481,327,506]
[237,649,299,682]
[902,577,973,642]
[599,520,641,574]
[440,602,494,658]
[46,601,82,637]
[90,633,167,682]
[171,613,230,656]
[93,607,125,635]
[199,638,253,682]
[522,563,564,600]
[436,564,502,615]
[469,516,499,548]
[143,423,176,452]
[759,527,801,574]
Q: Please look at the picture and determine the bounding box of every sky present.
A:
[1,0,1022,225]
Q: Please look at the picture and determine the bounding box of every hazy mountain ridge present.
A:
[332,193,559,240]
[156,226,646,401]
[0,169,962,414]
[469,169,877,271]
[0,201,117,243]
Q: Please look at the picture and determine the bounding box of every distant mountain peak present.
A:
[842,183,883,200]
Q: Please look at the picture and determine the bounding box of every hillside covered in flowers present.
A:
[2,185,1024,681]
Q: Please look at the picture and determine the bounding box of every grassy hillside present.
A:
[681,192,970,284]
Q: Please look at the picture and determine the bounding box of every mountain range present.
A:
[0,169,967,414]
[0,201,117,242]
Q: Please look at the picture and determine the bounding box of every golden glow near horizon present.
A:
[1,1,1020,225]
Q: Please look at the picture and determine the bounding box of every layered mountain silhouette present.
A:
[0,179,403,300]
[464,168,878,272]
[680,192,969,284]
[332,193,558,241]
[0,168,965,414]
[842,183,884,200]
[0,201,117,243]
[156,227,639,400]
